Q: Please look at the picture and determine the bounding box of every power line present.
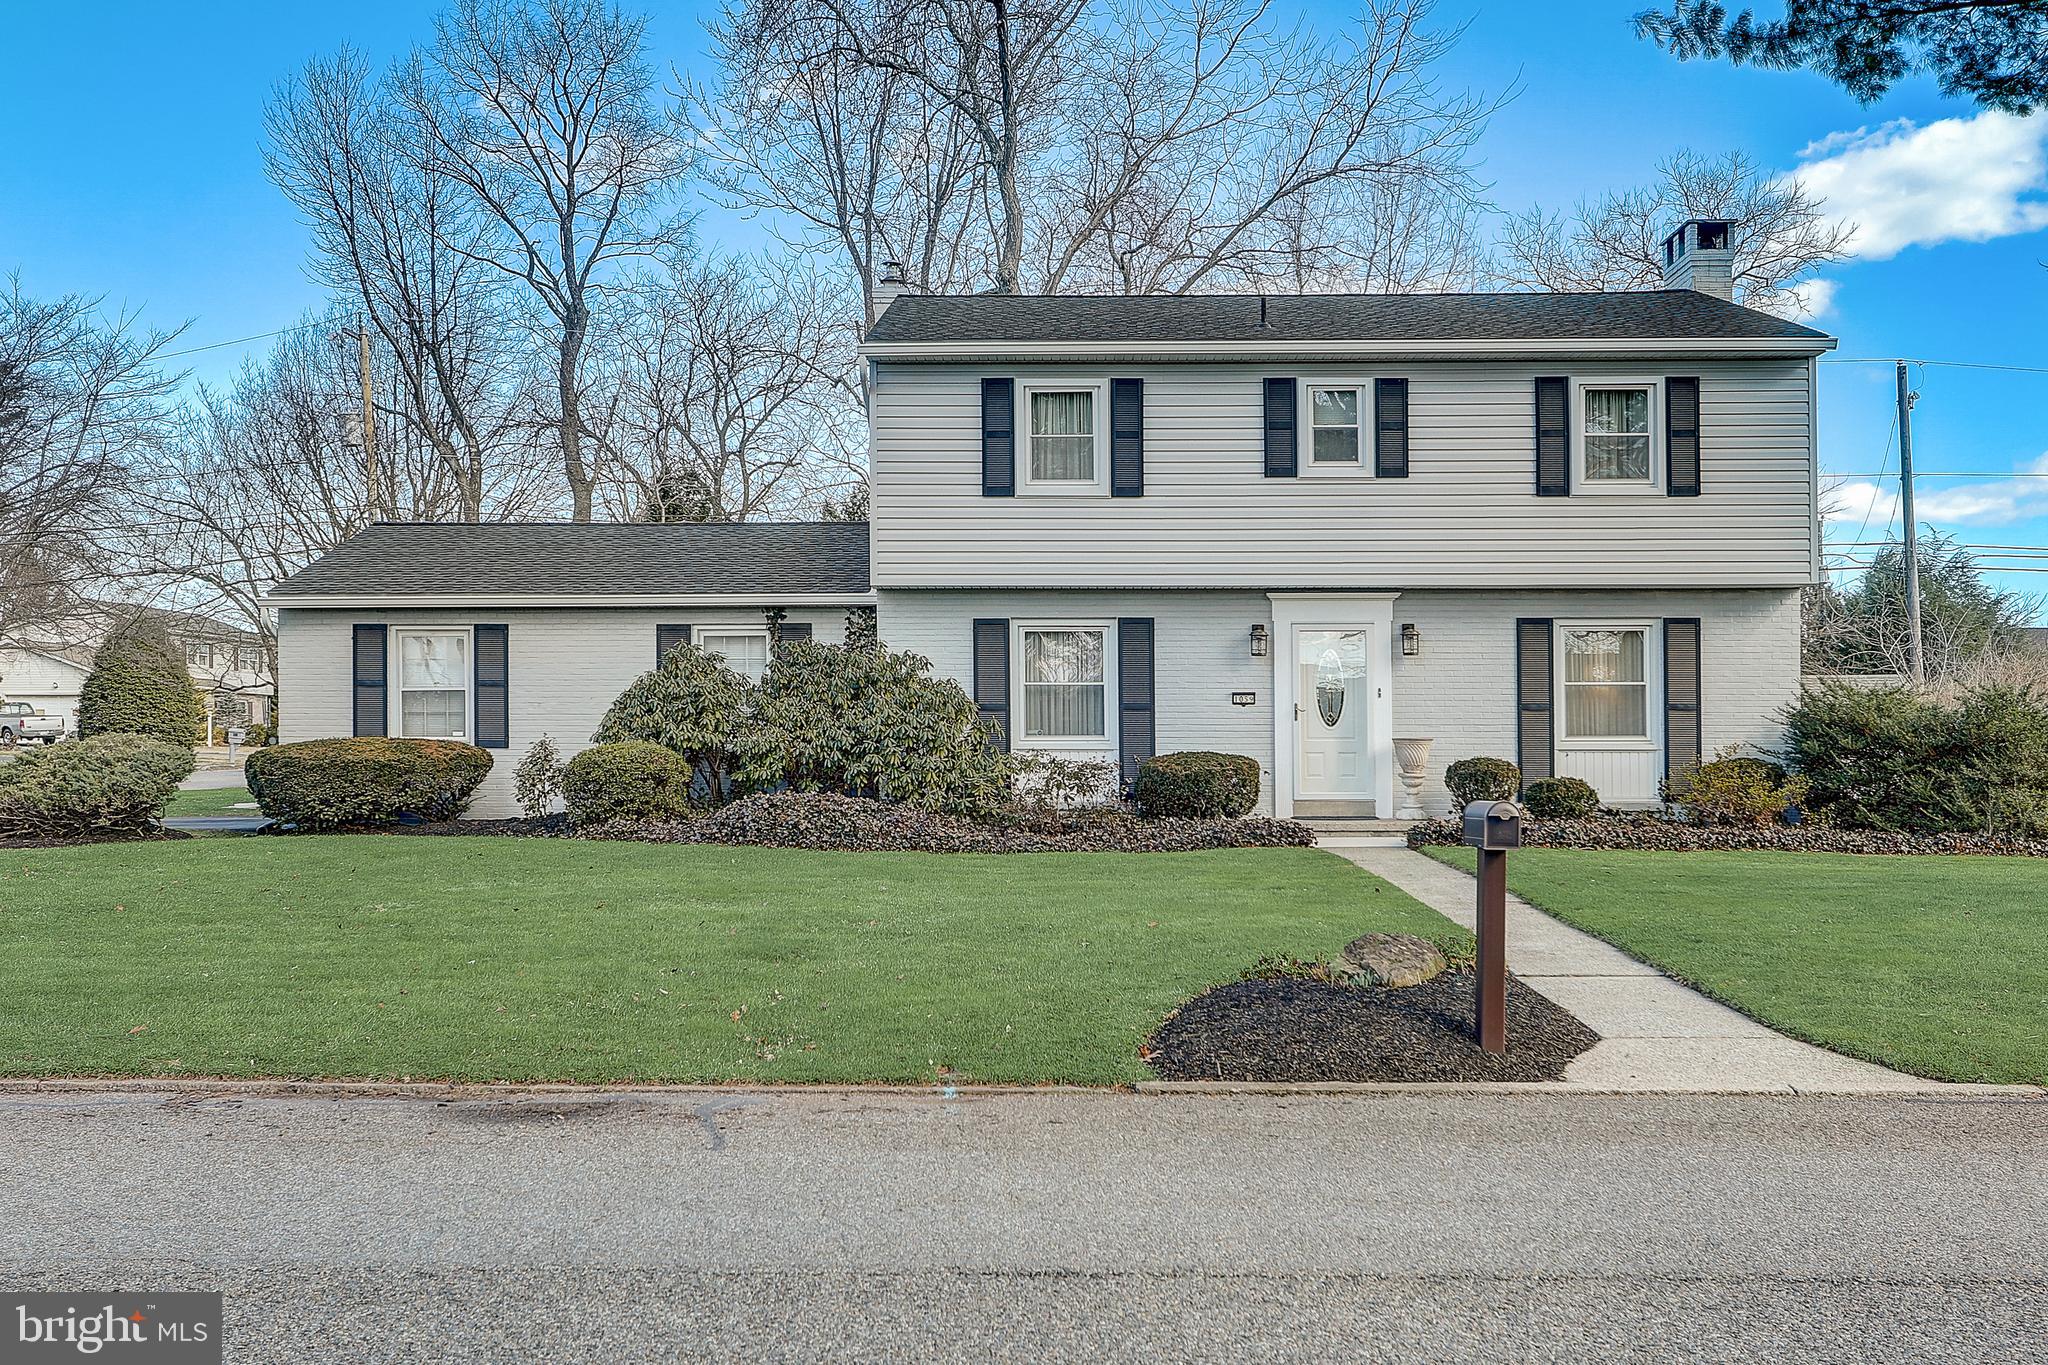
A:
[153,322,328,364]
[1823,356,2048,377]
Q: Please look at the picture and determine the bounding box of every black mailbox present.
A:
[1461,800,1522,850]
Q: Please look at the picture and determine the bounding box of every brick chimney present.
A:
[1660,219,1735,301]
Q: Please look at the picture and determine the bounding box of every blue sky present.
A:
[3,2,2045,613]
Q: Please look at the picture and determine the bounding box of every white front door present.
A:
[1295,627,1371,799]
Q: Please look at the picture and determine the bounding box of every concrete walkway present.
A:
[1321,841,2019,1095]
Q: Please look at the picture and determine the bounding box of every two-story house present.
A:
[269,220,1833,819]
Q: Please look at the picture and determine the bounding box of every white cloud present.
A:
[1784,276,1837,318]
[1825,452,2048,531]
[1793,112,2048,259]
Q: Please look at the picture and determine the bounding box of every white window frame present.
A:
[185,641,213,669]
[698,626,773,682]
[1554,619,1658,751]
[389,625,474,742]
[1016,379,1109,496]
[1295,379,1375,478]
[1571,379,1662,494]
[235,644,263,672]
[1011,620,1117,751]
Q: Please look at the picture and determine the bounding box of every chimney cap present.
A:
[879,259,908,285]
[1663,218,1733,265]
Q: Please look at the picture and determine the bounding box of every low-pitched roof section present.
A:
[862,291,1833,356]
[267,521,873,604]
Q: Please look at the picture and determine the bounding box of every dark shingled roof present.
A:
[866,291,1830,345]
[270,521,871,598]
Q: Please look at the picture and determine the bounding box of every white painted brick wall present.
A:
[277,606,855,818]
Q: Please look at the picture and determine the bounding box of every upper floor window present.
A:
[1577,383,1658,490]
[1308,386,1363,465]
[397,629,469,740]
[701,627,771,683]
[185,642,213,669]
[235,644,262,671]
[1018,624,1109,743]
[1020,383,1105,494]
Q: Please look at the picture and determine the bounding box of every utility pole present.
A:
[358,315,380,521]
[1895,361,1923,684]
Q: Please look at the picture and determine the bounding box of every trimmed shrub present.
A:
[1523,776,1600,820]
[0,733,196,839]
[1780,681,2048,835]
[514,735,566,820]
[592,644,759,801]
[562,741,690,828]
[744,640,1016,817]
[1444,756,1519,811]
[1662,748,1808,826]
[1134,751,1260,819]
[246,738,492,828]
[78,618,203,748]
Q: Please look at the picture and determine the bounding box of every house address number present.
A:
[1230,692,1257,707]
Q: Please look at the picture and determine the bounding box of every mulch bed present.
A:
[1,828,192,850]
[1145,971,1600,1083]
[1406,814,2048,858]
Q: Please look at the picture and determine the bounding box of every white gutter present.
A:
[263,591,878,609]
[858,336,1837,360]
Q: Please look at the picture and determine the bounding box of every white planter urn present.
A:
[1392,737,1434,821]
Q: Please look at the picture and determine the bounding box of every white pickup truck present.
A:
[0,700,68,745]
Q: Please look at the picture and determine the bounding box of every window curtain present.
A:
[1564,629,1646,737]
[1022,629,1105,737]
[1030,392,1094,480]
[1584,389,1651,480]
[400,632,468,737]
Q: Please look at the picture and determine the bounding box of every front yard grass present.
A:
[162,785,254,817]
[1427,846,2047,1085]
[0,836,1455,1085]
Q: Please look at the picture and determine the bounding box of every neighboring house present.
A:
[0,642,93,735]
[270,219,1835,820]
[267,522,874,815]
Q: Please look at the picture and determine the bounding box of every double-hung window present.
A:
[185,642,213,669]
[1019,384,1105,493]
[700,628,771,683]
[1307,385,1364,466]
[1576,382,1658,489]
[1560,626,1650,743]
[1018,625,1109,743]
[397,628,470,739]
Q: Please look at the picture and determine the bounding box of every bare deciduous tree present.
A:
[0,281,181,642]
[265,47,529,522]
[585,255,866,521]
[400,0,693,519]
[1494,149,1855,316]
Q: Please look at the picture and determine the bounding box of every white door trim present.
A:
[1267,593,1398,820]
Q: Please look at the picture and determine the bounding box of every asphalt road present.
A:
[3,1088,2042,1363]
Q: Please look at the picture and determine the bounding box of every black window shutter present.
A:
[473,624,508,749]
[1263,377,1297,478]
[656,623,691,665]
[1666,376,1701,497]
[1534,377,1570,497]
[1375,377,1409,478]
[972,618,1010,751]
[777,620,813,642]
[1664,618,1703,779]
[1110,377,1144,497]
[1117,618,1156,791]
[981,378,1015,497]
[1516,618,1554,786]
[351,624,386,738]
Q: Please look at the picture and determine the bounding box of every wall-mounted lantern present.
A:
[1401,623,1421,657]
[1249,624,1269,658]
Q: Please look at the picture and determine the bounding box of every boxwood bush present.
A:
[1522,776,1600,820]
[0,733,197,838]
[1662,750,1807,826]
[1444,756,1519,810]
[562,741,691,828]
[1134,751,1261,819]
[246,737,492,829]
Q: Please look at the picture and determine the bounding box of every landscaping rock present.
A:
[1336,933,1447,988]
[1404,814,2048,859]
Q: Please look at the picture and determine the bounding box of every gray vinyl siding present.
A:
[869,359,1815,588]
[880,587,1799,817]
[277,605,853,818]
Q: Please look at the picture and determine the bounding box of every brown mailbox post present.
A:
[1460,800,1521,1053]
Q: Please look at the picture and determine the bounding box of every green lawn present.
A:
[0,837,1455,1085]
[162,785,256,817]
[1428,846,2047,1085]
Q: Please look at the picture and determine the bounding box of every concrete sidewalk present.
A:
[1321,842,2022,1095]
